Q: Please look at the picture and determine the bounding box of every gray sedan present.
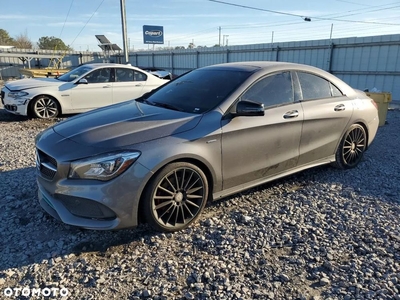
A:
[35,61,379,232]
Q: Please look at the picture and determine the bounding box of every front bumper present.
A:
[38,186,120,229]
[37,159,151,230]
[1,91,30,116]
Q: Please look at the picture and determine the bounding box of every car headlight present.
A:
[8,91,29,99]
[68,151,141,181]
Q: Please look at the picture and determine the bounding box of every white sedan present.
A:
[1,63,169,119]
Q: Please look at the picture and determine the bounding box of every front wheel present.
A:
[31,95,60,119]
[143,162,209,232]
[333,124,367,169]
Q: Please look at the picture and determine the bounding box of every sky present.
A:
[1,0,400,52]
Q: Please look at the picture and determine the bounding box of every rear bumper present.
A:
[367,115,379,147]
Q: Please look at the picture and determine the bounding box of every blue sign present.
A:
[143,25,164,44]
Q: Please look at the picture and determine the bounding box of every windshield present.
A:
[57,65,94,82]
[142,69,252,114]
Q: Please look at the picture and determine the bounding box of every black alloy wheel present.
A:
[334,124,367,169]
[144,162,208,232]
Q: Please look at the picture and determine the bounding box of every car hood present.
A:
[53,100,202,148]
[5,78,62,91]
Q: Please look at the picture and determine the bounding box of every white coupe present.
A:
[1,63,169,119]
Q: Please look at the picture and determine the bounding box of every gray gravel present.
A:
[0,104,399,300]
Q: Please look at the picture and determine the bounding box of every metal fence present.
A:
[1,33,400,99]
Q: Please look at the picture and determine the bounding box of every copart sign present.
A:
[143,25,164,44]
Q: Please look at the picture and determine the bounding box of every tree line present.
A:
[0,29,72,51]
[0,28,222,51]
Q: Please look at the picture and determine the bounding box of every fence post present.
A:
[171,51,174,75]
[327,42,334,73]
[275,46,280,61]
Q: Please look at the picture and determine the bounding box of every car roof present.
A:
[82,63,142,70]
[200,61,351,91]
[201,61,326,73]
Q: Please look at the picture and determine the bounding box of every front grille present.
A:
[36,149,57,180]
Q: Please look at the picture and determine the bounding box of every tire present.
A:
[143,162,208,232]
[333,124,367,169]
[31,95,60,119]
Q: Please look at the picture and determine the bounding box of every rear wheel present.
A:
[31,95,60,119]
[143,162,208,232]
[333,124,367,169]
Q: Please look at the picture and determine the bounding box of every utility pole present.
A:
[120,0,129,63]
[223,35,229,46]
[219,26,221,46]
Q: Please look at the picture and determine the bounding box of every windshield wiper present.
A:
[135,98,154,105]
[152,101,184,112]
[136,98,183,112]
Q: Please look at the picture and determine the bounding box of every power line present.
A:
[335,0,373,6]
[208,0,310,20]
[69,0,105,47]
[59,0,75,39]
[218,1,400,30]
[208,0,400,26]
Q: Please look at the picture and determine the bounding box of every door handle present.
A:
[103,85,112,88]
[135,84,143,87]
[334,104,345,111]
[283,110,299,119]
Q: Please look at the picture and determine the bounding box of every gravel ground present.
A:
[0,104,399,300]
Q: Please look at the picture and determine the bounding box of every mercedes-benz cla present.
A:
[35,61,379,232]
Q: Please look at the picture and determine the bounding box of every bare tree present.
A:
[13,31,33,49]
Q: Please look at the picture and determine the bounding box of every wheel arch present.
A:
[28,94,62,117]
[137,157,214,224]
[334,120,370,154]
[348,121,370,150]
[356,121,369,150]
[332,121,369,169]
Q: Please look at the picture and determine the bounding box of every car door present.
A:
[221,71,303,190]
[70,67,113,111]
[112,68,146,103]
[295,71,354,166]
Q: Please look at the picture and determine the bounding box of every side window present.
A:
[134,71,147,81]
[115,68,134,82]
[297,72,334,100]
[330,83,343,97]
[84,68,110,83]
[242,72,293,108]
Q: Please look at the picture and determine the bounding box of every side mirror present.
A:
[77,78,88,84]
[235,100,265,116]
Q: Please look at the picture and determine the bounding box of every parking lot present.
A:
[0,97,399,299]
